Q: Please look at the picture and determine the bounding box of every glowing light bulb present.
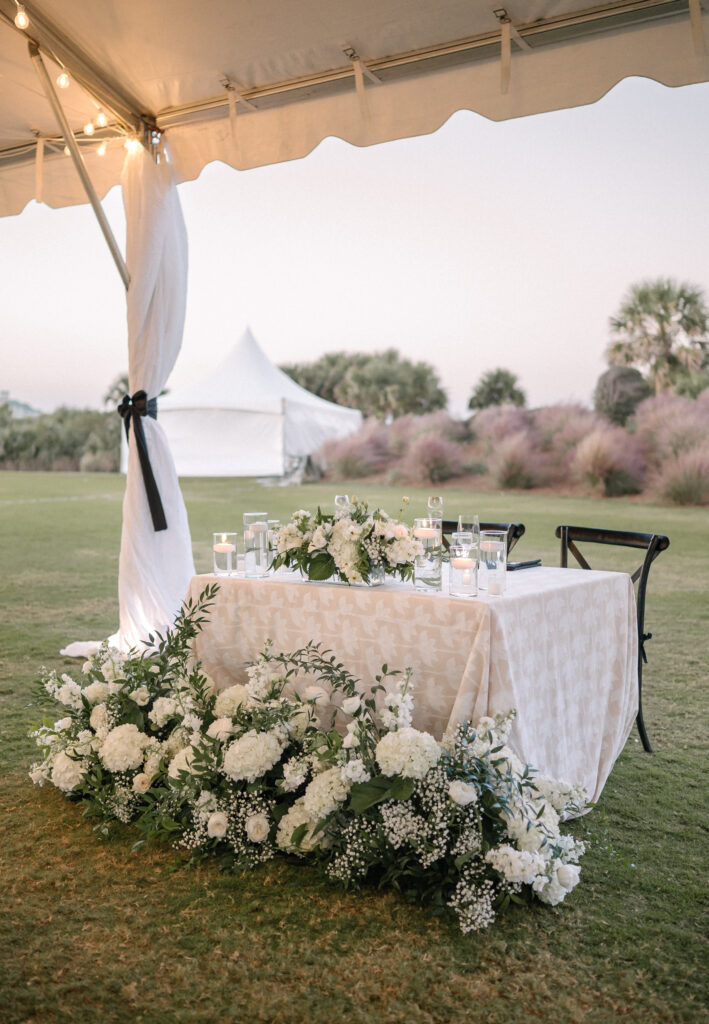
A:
[124,136,141,153]
[63,145,70,156]
[97,141,107,156]
[14,4,29,29]
[95,110,107,128]
[56,71,70,89]
[84,122,95,135]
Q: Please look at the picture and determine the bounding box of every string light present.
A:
[124,136,141,153]
[84,122,95,135]
[95,110,107,128]
[97,141,107,156]
[63,145,70,156]
[56,71,70,89]
[14,3,29,30]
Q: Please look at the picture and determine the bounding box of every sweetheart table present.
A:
[186,567,638,804]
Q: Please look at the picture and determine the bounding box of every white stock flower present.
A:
[282,756,311,792]
[245,813,270,843]
[214,684,249,718]
[375,727,440,780]
[485,845,546,885]
[100,724,150,773]
[207,811,229,838]
[223,729,283,782]
[302,766,350,821]
[50,750,85,792]
[89,703,109,736]
[340,759,371,784]
[56,676,83,709]
[448,780,479,807]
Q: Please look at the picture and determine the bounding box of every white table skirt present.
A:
[186,567,638,804]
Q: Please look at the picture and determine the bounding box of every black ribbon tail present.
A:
[118,390,167,532]
[640,632,652,665]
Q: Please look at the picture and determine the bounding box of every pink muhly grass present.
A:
[656,444,709,505]
[571,424,646,496]
[470,406,533,449]
[400,434,465,484]
[631,393,709,467]
[317,417,390,479]
[488,431,549,490]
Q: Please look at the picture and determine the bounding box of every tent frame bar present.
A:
[155,0,689,129]
[29,41,130,291]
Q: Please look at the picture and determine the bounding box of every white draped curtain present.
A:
[116,147,195,649]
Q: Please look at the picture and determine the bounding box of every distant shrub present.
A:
[631,393,709,468]
[470,405,533,447]
[532,404,599,477]
[400,434,465,484]
[489,432,547,490]
[593,366,651,425]
[317,418,390,479]
[657,445,709,505]
[572,425,646,496]
[80,450,120,472]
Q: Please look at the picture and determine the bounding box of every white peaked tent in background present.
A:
[1,0,708,648]
[150,328,362,477]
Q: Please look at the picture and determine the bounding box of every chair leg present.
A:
[636,669,653,753]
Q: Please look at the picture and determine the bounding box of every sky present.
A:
[1,75,708,419]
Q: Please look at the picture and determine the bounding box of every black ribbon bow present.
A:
[118,390,167,532]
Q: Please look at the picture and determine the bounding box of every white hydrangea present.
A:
[51,750,86,792]
[148,696,179,728]
[213,684,249,718]
[55,675,83,710]
[222,729,283,782]
[100,724,150,773]
[282,756,311,792]
[375,727,440,780]
[82,681,110,704]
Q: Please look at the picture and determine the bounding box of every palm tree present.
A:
[607,278,708,394]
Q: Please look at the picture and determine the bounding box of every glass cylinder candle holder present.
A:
[449,537,478,598]
[412,516,442,593]
[427,495,444,522]
[212,532,237,575]
[480,529,507,595]
[243,512,269,578]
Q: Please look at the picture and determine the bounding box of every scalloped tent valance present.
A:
[1,0,708,216]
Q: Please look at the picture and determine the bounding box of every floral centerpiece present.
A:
[29,587,588,934]
[271,499,422,585]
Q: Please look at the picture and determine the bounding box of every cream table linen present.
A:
[186,567,638,804]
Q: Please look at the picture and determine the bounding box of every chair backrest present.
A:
[442,520,525,555]
[555,525,670,634]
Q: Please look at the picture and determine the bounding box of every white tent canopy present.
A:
[1,1,708,217]
[148,328,362,477]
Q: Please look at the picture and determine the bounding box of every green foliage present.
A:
[281,349,447,419]
[467,369,526,411]
[607,278,709,395]
[0,405,120,471]
[594,365,652,425]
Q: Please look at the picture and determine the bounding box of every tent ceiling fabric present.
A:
[1,0,707,216]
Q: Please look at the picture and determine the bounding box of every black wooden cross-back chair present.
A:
[555,525,670,753]
[441,520,525,555]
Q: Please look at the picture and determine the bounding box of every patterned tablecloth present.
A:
[186,566,638,803]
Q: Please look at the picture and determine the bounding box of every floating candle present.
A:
[414,527,440,539]
[213,542,236,554]
[450,557,474,569]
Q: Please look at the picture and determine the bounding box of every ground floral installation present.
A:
[271,498,423,584]
[29,586,588,934]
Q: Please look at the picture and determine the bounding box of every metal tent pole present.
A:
[28,41,130,291]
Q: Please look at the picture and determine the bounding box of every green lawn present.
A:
[1,472,707,1024]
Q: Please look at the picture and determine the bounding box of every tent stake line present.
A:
[28,41,130,291]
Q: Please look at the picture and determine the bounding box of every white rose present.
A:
[556,863,581,891]
[129,687,150,707]
[448,780,479,806]
[132,772,152,794]
[245,813,270,843]
[341,696,361,715]
[89,703,109,735]
[207,811,228,838]
[343,727,359,749]
[54,717,73,732]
